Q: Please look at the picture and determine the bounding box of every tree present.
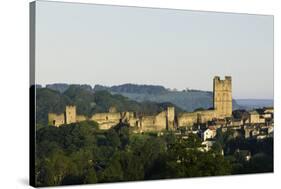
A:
[165,134,231,178]
[119,151,144,181]
[99,153,124,182]
[38,149,71,186]
[107,128,121,149]
[84,169,97,184]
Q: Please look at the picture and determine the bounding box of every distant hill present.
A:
[46,83,91,93]
[236,99,273,110]
[93,84,242,111]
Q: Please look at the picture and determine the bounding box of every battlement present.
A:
[214,76,220,80]
[214,76,231,84]
[225,76,232,81]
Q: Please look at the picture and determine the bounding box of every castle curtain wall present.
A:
[47,76,233,130]
[48,113,65,127]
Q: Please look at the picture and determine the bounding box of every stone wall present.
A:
[178,112,198,127]
[122,112,139,127]
[76,115,87,122]
[90,112,121,130]
[140,116,155,132]
[121,112,135,122]
[48,113,65,127]
[196,110,216,123]
[177,110,216,127]
[128,117,140,128]
[140,111,167,132]
[249,113,265,124]
[155,111,168,131]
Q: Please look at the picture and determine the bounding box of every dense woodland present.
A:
[35,120,273,186]
[35,121,225,186]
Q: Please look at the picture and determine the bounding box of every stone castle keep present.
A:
[48,76,232,131]
[213,76,232,118]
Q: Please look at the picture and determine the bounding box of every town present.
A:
[48,76,274,157]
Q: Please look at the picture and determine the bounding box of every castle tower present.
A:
[213,76,232,118]
[65,105,77,124]
[167,106,175,130]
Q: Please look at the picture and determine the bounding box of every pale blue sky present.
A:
[35,1,273,99]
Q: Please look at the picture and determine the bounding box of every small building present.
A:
[246,110,265,124]
[231,119,243,127]
[201,140,215,151]
[201,127,217,141]
[264,107,274,114]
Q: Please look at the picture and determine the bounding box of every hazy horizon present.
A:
[35,1,274,99]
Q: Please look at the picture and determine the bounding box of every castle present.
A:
[48,76,232,131]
